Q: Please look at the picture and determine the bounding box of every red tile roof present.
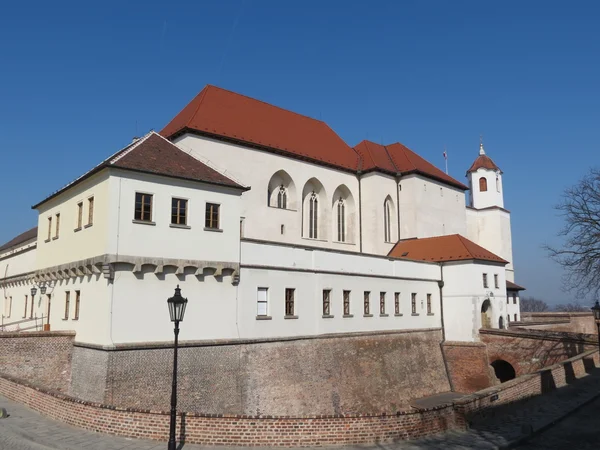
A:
[387,234,508,264]
[506,280,526,291]
[0,227,38,253]
[161,85,360,171]
[33,132,247,209]
[467,154,501,174]
[354,140,467,190]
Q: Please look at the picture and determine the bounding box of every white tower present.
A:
[467,140,503,209]
[465,139,515,282]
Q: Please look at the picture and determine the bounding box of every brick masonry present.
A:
[520,313,597,334]
[443,341,495,393]
[0,331,74,393]
[72,328,452,416]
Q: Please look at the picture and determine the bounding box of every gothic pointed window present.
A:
[479,177,488,192]
[309,192,318,239]
[277,185,287,209]
[337,197,345,242]
[384,199,392,242]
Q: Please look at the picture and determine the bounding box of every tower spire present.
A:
[479,134,485,155]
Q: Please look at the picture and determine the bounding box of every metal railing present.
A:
[0,315,46,332]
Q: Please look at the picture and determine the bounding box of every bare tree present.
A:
[545,168,600,299]
[520,296,550,312]
[554,301,589,312]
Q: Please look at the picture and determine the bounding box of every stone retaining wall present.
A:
[0,374,461,446]
[0,331,74,392]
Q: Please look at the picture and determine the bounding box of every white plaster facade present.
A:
[0,95,520,346]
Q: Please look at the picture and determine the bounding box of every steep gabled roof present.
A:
[506,280,526,291]
[0,227,38,253]
[33,132,248,209]
[161,85,360,171]
[354,140,468,190]
[388,234,508,264]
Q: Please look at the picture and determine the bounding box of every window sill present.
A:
[427,313,435,316]
[343,314,354,318]
[204,227,223,233]
[74,227,82,233]
[333,240,356,246]
[363,313,373,317]
[132,220,156,226]
[62,318,69,321]
[268,205,297,212]
[380,314,389,317]
[52,236,59,241]
[84,223,93,229]
[44,239,51,243]
[72,319,79,321]
[170,224,191,230]
[301,237,328,243]
[322,314,334,319]
[284,315,299,320]
[256,315,272,320]
[411,313,420,316]
[394,313,404,317]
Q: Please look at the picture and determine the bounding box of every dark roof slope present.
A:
[33,132,247,209]
[0,227,38,253]
[161,85,360,171]
[506,280,526,291]
[388,234,508,264]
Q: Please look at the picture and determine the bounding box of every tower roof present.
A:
[466,141,502,174]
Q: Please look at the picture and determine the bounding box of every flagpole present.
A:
[444,145,448,174]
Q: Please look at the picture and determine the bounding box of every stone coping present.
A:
[479,327,597,344]
[0,331,75,338]
[73,327,443,351]
[510,320,571,326]
[0,371,449,419]
[442,340,487,347]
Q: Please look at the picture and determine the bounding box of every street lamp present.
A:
[591,300,600,349]
[167,285,188,450]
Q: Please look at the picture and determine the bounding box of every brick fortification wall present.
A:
[0,331,74,392]
[520,313,597,335]
[443,341,495,393]
[71,329,451,416]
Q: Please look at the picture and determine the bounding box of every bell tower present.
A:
[467,139,503,209]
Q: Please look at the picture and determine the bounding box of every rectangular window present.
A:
[494,274,499,289]
[7,296,12,318]
[88,197,94,226]
[77,202,83,229]
[343,290,351,316]
[74,290,81,320]
[395,292,400,315]
[507,295,509,304]
[134,193,153,222]
[427,294,432,314]
[513,293,517,304]
[171,198,188,226]
[514,314,517,322]
[285,288,295,316]
[257,287,268,317]
[323,289,331,316]
[64,291,70,320]
[380,292,386,315]
[47,217,52,241]
[23,295,28,318]
[364,291,370,315]
[411,293,417,314]
[54,213,60,238]
[205,203,220,229]
[483,273,489,289]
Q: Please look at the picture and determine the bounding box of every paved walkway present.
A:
[2,368,600,449]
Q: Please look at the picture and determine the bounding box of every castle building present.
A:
[0,85,524,413]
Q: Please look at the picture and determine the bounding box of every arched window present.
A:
[496,176,500,193]
[384,198,392,242]
[277,186,287,209]
[479,177,488,192]
[309,192,318,239]
[337,197,345,242]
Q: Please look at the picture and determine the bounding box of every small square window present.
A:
[205,203,220,229]
[135,193,153,222]
[171,198,188,226]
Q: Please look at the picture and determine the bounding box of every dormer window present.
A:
[479,177,488,192]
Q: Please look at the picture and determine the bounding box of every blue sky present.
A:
[1,1,598,306]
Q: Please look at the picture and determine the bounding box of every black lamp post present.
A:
[591,300,600,349]
[167,285,188,450]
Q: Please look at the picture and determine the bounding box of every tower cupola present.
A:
[466,139,504,209]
